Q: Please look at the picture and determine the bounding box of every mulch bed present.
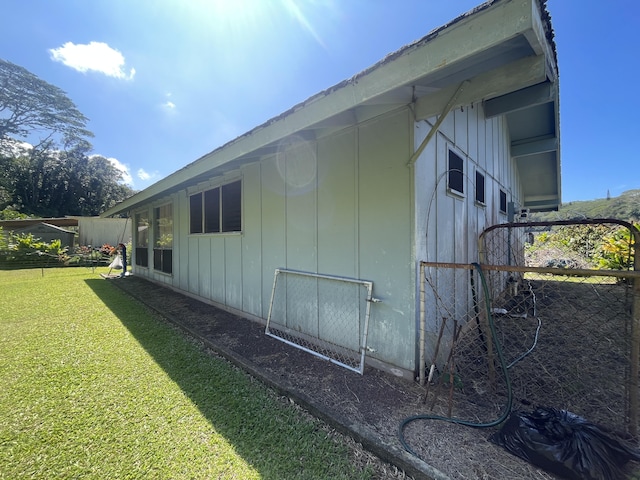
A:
[110,275,584,480]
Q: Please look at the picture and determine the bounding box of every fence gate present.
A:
[419,219,640,437]
[265,268,375,374]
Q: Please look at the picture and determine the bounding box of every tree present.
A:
[3,143,134,217]
[0,58,93,148]
[0,59,134,217]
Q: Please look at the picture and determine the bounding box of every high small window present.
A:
[475,171,485,205]
[189,180,241,234]
[499,189,507,214]
[448,150,464,195]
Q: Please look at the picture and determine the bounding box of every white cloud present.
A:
[94,155,134,186]
[138,168,159,182]
[49,41,135,80]
[0,138,32,156]
[162,92,176,111]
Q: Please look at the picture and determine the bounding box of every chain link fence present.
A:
[265,268,375,374]
[419,219,640,437]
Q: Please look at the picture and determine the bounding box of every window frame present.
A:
[134,211,149,268]
[475,169,486,206]
[189,179,242,235]
[447,149,465,196]
[499,189,508,214]
[153,203,173,275]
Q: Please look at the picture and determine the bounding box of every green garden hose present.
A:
[398,262,513,457]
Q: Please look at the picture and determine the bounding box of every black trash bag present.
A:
[490,407,640,480]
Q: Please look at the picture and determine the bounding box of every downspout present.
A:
[411,80,469,386]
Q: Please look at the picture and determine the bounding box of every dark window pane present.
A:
[475,171,485,204]
[163,249,172,274]
[500,190,507,213]
[448,150,464,194]
[222,180,242,232]
[135,247,148,267]
[190,193,203,234]
[204,188,220,233]
[153,248,162,270]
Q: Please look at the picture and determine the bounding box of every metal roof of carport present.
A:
[102,0,560,217]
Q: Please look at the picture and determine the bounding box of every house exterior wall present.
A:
[132,108,416,372]
[130,102,522,375]
[415,102,520,266]
[413,101,522,363]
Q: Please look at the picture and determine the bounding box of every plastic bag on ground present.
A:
[490,407,640,480]
[108,254,123,270]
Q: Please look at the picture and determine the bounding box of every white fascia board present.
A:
[102,0,537,217]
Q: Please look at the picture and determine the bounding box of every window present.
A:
[475,171,485,205]
[189,193,203,234]
[189,179,241,234]
[222,181,242,232]
[135,212,149,267]
[448,150,464,195]
[204,188,220,233]
[153,203,173,274]
[499,189,507,214]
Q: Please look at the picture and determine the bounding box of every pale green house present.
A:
[103,0,560,379]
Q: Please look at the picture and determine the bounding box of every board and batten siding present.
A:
[134,108,416,372]
[414,102,520,266]
[413,101,521,363]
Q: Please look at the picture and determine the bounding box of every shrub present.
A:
[0,232,68,269]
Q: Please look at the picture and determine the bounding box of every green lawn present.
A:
[0,268,375,479]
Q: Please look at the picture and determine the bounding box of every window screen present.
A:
[448,150,464,194]
[475,171,485,204]
[204,187,220,233]
[190,193,203,234]
[499,189,507,213]
[222,180,242,232]
[189,180,241,234]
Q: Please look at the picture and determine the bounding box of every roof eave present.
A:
[102,0,559,217]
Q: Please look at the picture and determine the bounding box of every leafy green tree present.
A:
[5,144,133,217]
[0,59,134,217]
[0,59,93,148]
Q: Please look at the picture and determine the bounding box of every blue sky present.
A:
[1,0,638,202]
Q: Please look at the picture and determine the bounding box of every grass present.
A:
[0,268,376,479]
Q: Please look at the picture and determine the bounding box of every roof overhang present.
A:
[0,217,79,230]
[103,0,560,217]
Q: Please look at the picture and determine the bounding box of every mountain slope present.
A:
[532,189,640,222]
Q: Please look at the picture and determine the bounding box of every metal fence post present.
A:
[419,262,426,386]
[629,225,640,437]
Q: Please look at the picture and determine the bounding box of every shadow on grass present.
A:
[83,278,341,479]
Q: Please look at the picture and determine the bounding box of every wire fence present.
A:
[419,219,640,437]
[0,243,128,273]
[265,268,375,374]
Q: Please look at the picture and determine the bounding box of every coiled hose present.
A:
[398,262,513,457]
